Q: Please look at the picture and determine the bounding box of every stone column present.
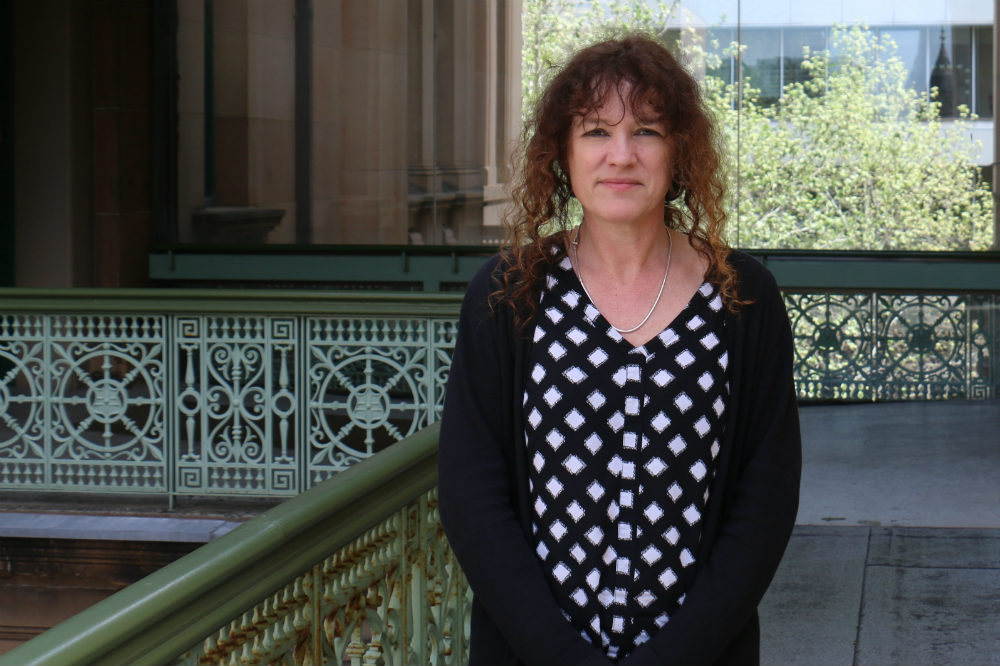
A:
[330,0,409,244]
[12,0,94,287]
[91,0,152,286]
[207,0,295,242]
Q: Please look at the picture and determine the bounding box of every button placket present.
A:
[606,347,649,640]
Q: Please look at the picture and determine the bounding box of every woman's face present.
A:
[566,86,673,230]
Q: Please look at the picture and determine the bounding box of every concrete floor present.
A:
[759,400,1000,666]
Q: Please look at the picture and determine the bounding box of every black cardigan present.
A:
[439,250,801,666]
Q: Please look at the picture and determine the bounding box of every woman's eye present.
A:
[636,127,661,137]
[583,128,608,137]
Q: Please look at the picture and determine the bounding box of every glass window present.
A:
[783,28,826,88]
[741,28,781,106]
[167,0,996,254]
[975,25,993,117]
[879,27,926,95]
[949,26,974,116]
[706,27,735,86]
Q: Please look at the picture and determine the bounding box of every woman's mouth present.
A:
[600,179,641,191]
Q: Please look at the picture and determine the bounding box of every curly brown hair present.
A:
[498,33,740,327]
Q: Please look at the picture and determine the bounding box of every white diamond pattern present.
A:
[563,454,585,475]
[651,368,673,387]
[644,457,667,476]
[567,326,588,345]
[565,408,585,430]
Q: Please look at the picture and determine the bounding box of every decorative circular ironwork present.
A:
[788,294,870,375]
[812,322,842,351]
[53,347,161,456]
[904,322,937,354]
[785,293,876,400]
[346,385,391,429]
[879,296,963,387]
[178,388,200,415]
[86,378,129,424]
[311,348,422,463]
[0,348,42,448]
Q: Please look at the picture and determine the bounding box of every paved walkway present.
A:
[759,400,1000,666]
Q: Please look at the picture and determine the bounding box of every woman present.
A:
[439,34,800,666]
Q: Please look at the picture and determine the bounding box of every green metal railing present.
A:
[1,272,998,499]
[0,423,470,666]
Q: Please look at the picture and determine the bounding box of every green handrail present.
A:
[0,423,442,666]
[0,287,463,315]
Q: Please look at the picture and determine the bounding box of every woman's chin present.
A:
[582,206,664,228]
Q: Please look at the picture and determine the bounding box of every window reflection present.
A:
[179,0,517,248]
[741,28,781,106]
[783,29,826,87]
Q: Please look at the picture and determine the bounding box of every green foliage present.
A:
[521,0,680,115]
[520,5,994,251]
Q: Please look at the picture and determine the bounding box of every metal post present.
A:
[0,1,13,285]
[994,0,999,248]
[204,0,215,206]
[295,0,313,244]
[736,0,743,247]
[152,0,179,244]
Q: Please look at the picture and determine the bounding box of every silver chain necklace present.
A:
[571,225,673,334]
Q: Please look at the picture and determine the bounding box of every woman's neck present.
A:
[573,217,671,282]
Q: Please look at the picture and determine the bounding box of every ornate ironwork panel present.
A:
[968,294,1000,399]
[0,314,167,491]
[174,488,471,666]
[306,318,457,485]
[785,293,1000,401]
[0,314,48,488]
[173,316,299,496]
[786,293,876,400]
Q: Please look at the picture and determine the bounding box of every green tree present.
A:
[520,6,993,251]
[521,0,679,114]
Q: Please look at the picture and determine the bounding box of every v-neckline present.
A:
[556,253,711,351]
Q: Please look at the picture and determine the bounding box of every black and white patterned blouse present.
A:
[524,253,730,661]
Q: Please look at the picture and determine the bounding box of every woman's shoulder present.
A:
[468,253,506,294]
[725,249,779,296]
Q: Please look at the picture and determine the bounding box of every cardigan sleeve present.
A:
[620,258,802,666]
[438,258,614,666]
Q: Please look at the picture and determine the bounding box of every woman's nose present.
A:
[607,132,636,165]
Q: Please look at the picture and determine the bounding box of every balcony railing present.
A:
[0,289,459,499]
[0,423,470,666]
[1,256,998,499]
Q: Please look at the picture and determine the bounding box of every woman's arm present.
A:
[439,259,613,666]
[620,261,802,666]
